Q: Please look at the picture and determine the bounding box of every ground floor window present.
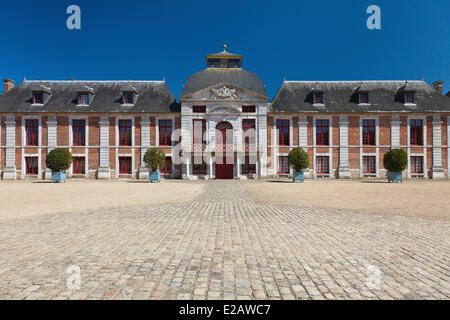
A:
[363,156,376,174]
[242,155,256,174]
[119,157,132,174]
[278,156,289,174]
[73,157,85,175]
[192,155,206,174]
[316,156,329,174]
[410,156,424,174]
[25,157,38,175]
[162,157,172,174]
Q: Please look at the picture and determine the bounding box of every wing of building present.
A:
[1,47,450,180]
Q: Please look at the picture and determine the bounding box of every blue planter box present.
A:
[149,171,160,183]
[387,171,403,183]
[293,171,304,183]
[52,171,66,183]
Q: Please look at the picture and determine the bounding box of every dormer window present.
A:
[78,93,89,105]
[359,91,369,104]
[242,105,256,113]
[313,92,324,105]
[123,91,134,105]
[404,91,415,104]
[33,92,43,105]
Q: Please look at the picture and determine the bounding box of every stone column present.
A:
[432,115,444,179]
[138,116,150,179]
[298,116,309,178]
[391,115,401,148]
[45,116,57,179]
[258,115,268,178]
[337,116,350,178]
[97,116,110,179]
[3,116,16,180]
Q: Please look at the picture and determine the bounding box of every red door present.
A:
[215,122,234,179]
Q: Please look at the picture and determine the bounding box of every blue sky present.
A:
[1,0,449,98]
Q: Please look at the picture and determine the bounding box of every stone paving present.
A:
[0,180,448,300]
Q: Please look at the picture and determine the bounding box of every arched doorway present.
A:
[215,121,234,179]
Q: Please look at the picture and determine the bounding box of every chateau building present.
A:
[1,46,449,180]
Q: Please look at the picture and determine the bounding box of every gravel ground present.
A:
[243,180,450,221]
[0,180,204,221]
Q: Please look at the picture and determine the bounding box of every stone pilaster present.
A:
[391,115,401,148]
[45,116,57,179]
[97,116,110,179]
[298,116,309,178]
[337,116,350,178]
[3,116,16,180]
[432,115,444,179]
[138,116,150,179]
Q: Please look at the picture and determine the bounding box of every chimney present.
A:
[3,79,15,94]
[432,80,444,94]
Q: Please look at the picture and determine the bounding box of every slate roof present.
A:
[180,69,269,100]
[270,81,450,113]
[0,80,180,113]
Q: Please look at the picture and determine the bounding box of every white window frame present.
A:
[22,116,42,178]
[359,116,379,177]
[407,115,427,178]
[313,116,332,177]
[115,116,135,178]
[156,116,175,148]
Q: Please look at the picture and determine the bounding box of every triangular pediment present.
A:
[181,82,267,101]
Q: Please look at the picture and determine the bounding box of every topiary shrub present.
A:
[143,148,166,172]
[383,149,408,172]
[288,147,309,172]
[46,148,72,172]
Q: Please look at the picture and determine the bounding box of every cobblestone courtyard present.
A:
[0,181,448,300]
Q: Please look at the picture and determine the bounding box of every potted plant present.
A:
[288,147,309,182]
[46,148,72,183]
[383,149,408,183]
[143,147,166,182]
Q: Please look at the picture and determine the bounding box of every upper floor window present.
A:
[404,91,415,104]
[78,93,89,105]
[118,119,132,146]
[193,119,206,147]
[410,119,423,146]
[159,120,172,146]
[193,105,206,113]
[276,119,290,146]
[33,92,43,105]
[242,105,256,113]
[316,119,329,146]
[362,119,376,145]
[25,119,39,146]
[72,119,86,146]
[123,91,134,105]
[242,119,256,149]
[359,92,369,104]
[313,92,324,105]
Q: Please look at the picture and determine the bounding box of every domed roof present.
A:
[180,68,268,99]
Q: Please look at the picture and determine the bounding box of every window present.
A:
[72,157,85,174]
[242,119,256,150]
[316,119,329,146]
[410,156,423,174]
[404,91,415,104]
[362,119,376,146]
[410,119,423,146]
[119,157,132,174]
[25,157,38,175]
[278,156,289,174]
[25,119,39,146]
[227,59,242,68]
[193,157,207,175]
[359,92,369,104]
[193,119,206,148]
[78,93,89,105]
[119,120,132,146]
[123,91,134,105]
[33,92,43,104]
[363,156,376,174]
[159,120,172,146]
[314,92,324,104]
[193,106,206,113]
[242,105,255,113]
[161,157,172,174]
[276,119,290,146]
[316,156,329,174]
[242,155,256,174]
[72,119,86,146]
